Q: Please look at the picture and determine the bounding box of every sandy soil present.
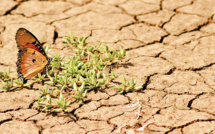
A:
[1,0,215,133]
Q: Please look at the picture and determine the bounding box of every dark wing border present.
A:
[16,48,27,82]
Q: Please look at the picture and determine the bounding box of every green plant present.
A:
[116,76,142,94]
[0,32,142,113]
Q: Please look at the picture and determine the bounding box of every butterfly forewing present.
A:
[17,48,48,79]
[16,28,47,58]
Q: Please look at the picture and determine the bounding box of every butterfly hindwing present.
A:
[17,48,48,79]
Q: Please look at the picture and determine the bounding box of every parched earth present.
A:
[0,0,215,133]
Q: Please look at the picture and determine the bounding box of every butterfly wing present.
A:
[16,28,48,59]
[17,48,48,79]
[16,28,52,80]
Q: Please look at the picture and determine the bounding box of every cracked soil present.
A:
[1,0,215,133]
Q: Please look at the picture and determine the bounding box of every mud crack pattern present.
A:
[0,0,215,133]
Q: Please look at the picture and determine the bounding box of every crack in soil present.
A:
[195,71,215,91]
[86,128,106,134]
[142,73,157,90]
[161,13,176,28]
[187,92,204,108]
[0,118,12,125]
[160,0,164,10]
[23,112,40,121]
[1,108,22,113]
[166,119,215,134]
[49,10,90,25]
[164,67,176,75]
[185,62,215,71]
[119,22,139,31]
[107,111,125,123]
[159,33,170,43]
[53,29,58,44]
[178,19,210,36]
[172,0,194,12]
[159,55,176,68]
[148,85,202,96]
[4,1,21,15]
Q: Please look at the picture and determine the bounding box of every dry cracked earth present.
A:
[0,0,215,133]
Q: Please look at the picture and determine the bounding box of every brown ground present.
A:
[0,0,215,133]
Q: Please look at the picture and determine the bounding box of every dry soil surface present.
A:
[1,0,215,134]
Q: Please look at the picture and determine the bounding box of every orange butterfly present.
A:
[16,28,52,82]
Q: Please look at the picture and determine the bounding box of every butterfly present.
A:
[16,28,52,82]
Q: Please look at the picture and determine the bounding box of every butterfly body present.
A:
[16,28,51,81]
